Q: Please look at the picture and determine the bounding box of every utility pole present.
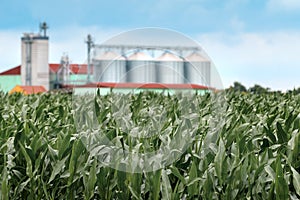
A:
[86,34,93,83]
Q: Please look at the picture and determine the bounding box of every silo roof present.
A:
[94,51,125,60]
[185,52,209,62]
[128,52,152,61]
[156,52,182,62]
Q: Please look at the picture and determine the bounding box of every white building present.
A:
[21,28,49,90]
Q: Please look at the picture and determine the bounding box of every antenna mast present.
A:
[86,34,94,82]
[40,22,49,37]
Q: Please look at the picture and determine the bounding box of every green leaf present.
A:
[275,155,289,200]
[285,113,296,132]
[1,168,9,200]
[276,122,288,144]
[58,133,71,159]
[149,170,162,200]
[291,131,299,166]
[84,159,97,200]
[265,165,276,181]
[48,156,68,183]
[268,182,275,200]
[291,166,300,196]
[169,166,186,184]
[188,160,198,196]
[215,138,225,184]
[264,126,277,144]
[94,98,100,119]
[128,185,142,200]
[203,172,214,199]
[161,169,172,200]
[18,142,33,179]
[59,105,64,118]
[116,169,128,200]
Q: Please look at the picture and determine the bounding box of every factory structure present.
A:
[0,23,215,94]
[92,46,211,85]
[21,23,50,90]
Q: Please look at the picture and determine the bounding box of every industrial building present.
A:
[92,44,212,87]
[0,24,215,94]
[0,63,89,93]
[0,23,89,93]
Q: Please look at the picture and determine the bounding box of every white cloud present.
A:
[196,31,300,90]
[0,30,21,70]
[267,0,300,11]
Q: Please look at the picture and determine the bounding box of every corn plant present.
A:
[0,90,299,199]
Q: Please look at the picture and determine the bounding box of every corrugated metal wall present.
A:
[0,75,21,92]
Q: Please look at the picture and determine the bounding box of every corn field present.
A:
[0,90,299,199]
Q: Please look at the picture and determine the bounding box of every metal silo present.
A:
[127,51,156,83]
[185,52,211,86]
[156,52,184,84]
[21,33,49,90]
[93,51,126,82]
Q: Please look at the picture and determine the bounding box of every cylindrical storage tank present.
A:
[21,34,49,90]
[185,52,211,86]
[127,52,156,83]
[93,51,126,82]
[156,52,184,84]
[57,55,70,85]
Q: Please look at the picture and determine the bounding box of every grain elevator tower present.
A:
[21,22,49,90]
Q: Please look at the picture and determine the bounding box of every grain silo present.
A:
[56,55,71,85]
[185,52,211,86]
[21,30,49,90]
[156,52,184,84]
[93,51,126,82]
[127,51,156,83]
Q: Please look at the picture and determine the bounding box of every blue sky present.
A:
[0,0,300,90]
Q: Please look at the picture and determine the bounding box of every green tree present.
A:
[287,87,300,95]
[248,84,270,94]
[232,82,247,92]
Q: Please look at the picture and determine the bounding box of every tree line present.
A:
[226,81,300,94]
